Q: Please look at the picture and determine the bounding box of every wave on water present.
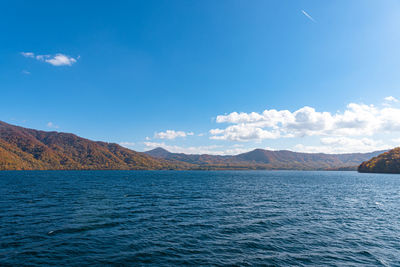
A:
[1,170,399,266]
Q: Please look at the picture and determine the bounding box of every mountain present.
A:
[358,147,400,173]
[145,147,173,158]
[145,147,386,170]
[0,120,388,171]
[145,148,231,166]
[0,121,191,170]
[232,149,386,170]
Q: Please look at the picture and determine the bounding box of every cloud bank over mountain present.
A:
[135,98,400,155]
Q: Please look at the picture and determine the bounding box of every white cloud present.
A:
[301,10,315,22]
[384,96,398,102]
[293,137,390,154]
[391,138,400,145]
[143,142,250,155]
[35,55,47,61]
[210,103,400,141]
[154,130,194,140]
[45,54,77,66]
[46,122,59,129]
[210,125,280,141]
[22,70,31,75]
[21,52,34,58]
[21,52,78,66]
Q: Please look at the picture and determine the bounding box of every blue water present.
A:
[0,171,399,266]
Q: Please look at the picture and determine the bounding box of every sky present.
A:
[2,0,400,155]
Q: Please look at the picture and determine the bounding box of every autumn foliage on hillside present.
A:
[358,147,400,173]
[0,120,389,171]
[0,121,191,170]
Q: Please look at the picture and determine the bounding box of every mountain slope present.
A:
[145,148,231,166]
[0,121,191,170]
[145,147,386,170]
[232,149,385,170]
[358,147,400,173]
[0,120,388,171]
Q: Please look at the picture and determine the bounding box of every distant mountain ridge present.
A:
[0,120,387,171]
[145,147,386,171]
[358,147,400,173]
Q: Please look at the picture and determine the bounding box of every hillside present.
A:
[145,147,385,170]
[358,147,400,173]
[0,121,191,170]
[0,120,388,171]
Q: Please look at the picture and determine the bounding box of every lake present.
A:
[0,171,399,266]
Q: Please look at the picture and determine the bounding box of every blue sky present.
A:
[2,0,400,154]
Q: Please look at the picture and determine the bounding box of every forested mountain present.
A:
[145,147,385,170]
[0,121,191,170]
[358,148,400,173]
[0,120,388,171]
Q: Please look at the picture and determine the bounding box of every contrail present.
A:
[301,10,315,22]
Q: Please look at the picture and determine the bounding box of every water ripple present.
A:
[0,170,399,266]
